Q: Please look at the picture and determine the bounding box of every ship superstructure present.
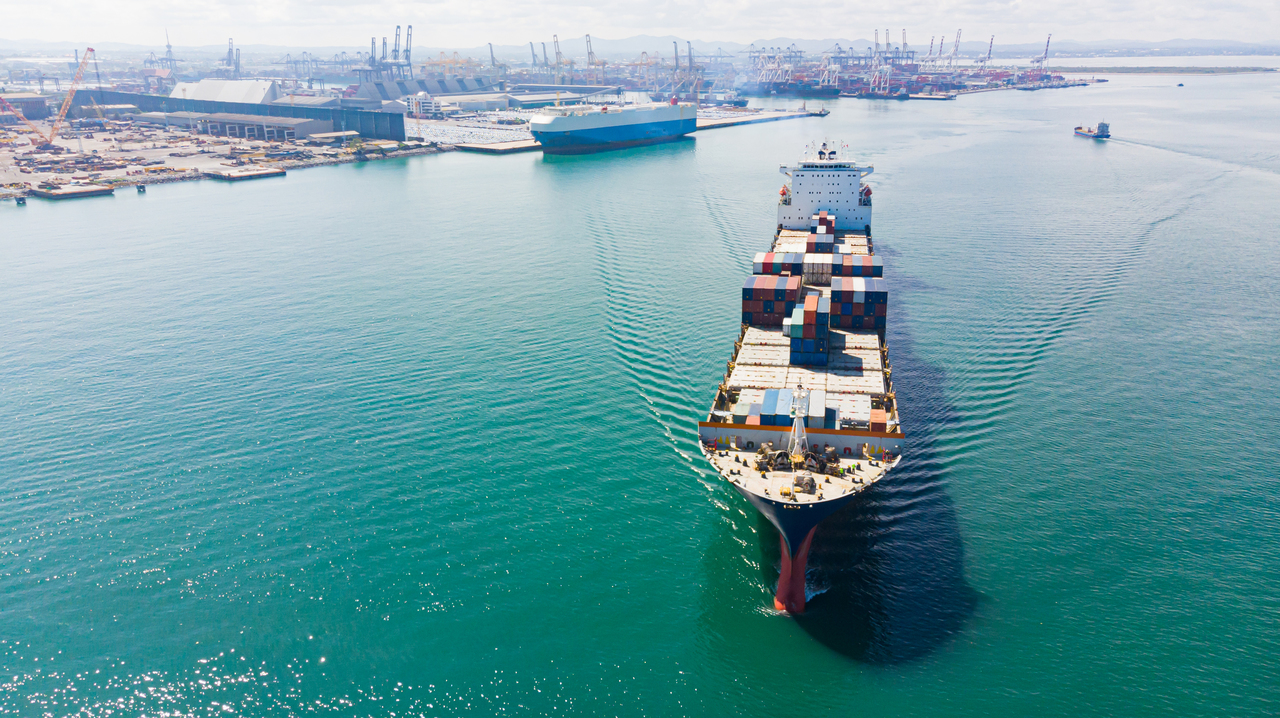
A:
[698,142,903,615]
[529,101,697,154]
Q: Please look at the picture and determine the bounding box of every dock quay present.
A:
[204,167,287,181]
[28,185,116,200]
[695,109,818,130]
[454,139,542,154]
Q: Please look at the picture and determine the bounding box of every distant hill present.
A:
[2,34,1277,63]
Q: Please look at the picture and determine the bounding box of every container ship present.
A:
[742,81,841,98]
[698,142,904,615]
[529,100,697,154]
[1074,121,1110,139]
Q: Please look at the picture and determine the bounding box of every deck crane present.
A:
[0,46,97,149]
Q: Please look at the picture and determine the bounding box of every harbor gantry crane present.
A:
[585,35,607,84]
[1030,34,1051,80]
[552,35,568,84]
[0,46,96,149]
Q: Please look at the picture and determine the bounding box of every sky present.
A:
[2,0,1277,49]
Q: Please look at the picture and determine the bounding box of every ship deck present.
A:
[704,447,895,504]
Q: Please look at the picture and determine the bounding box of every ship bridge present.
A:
[778,142,874,231]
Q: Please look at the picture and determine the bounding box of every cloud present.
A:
[3,0,1277,49]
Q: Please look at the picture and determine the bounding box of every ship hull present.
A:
[730,479,862,613]
[742,83,841,98]
[532,118,697,154]
[1074,130,1109,139]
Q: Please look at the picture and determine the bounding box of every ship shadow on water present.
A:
[757,310,977,665]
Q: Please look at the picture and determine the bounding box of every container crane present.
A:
[553,35,567,83]
[1030,34,1051,80]
[586,35,605,83]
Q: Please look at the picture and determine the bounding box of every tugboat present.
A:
[1074,121,1111,139]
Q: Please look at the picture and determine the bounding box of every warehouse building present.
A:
[0,92,51,120]
[195,113,332,140]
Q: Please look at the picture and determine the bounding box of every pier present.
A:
[28,185,115,200]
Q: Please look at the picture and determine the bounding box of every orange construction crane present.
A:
[0,47,96,148]
[0,97,50,140]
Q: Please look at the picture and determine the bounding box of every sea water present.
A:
[2,72,1279,715]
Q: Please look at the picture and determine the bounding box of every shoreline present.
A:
[0,145,452,202]
[1052,66,1278,75]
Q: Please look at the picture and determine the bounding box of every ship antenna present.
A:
[788,388,809,457]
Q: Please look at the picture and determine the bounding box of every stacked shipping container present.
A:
[808,211,836,253]
[784,291,831,365]
[829,276,889,330]
[741,275,802,326]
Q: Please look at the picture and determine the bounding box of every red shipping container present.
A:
[803,324,815,338]
[746,415,761,426]
[875,303,887,317]
[862,317,876,329]
[804,295,819,311]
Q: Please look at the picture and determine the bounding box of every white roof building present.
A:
[170,80,282,105]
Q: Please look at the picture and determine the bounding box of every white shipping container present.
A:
[827,392,872,424]
[829,330,881,350]
[786,367,826,390]
[807,388,827,426]
[743,327,790,346]
[829,347,882,371]
[727,365,790,390]
[825,370,886,395]
[736,344,790,366]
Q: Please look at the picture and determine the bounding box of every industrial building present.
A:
[170,79,283,104]
[0,92,50,120]
[195,113,332,140]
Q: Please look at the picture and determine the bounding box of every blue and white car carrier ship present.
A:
[698,142,904,615]
[529,101,697,154]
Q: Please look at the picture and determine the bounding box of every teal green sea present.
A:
[2,73,1279,716]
